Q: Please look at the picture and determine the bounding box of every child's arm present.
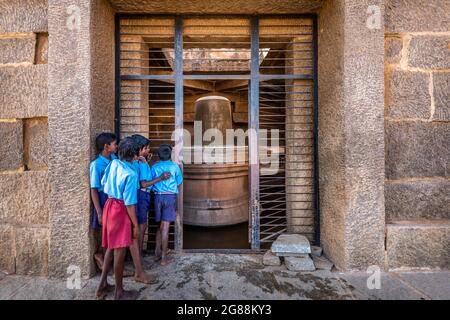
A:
[140,172,170,188]
[90,189,103,224]
[124,173,140,239]
[90,162,103,224]
[126,205,139,239]
[176,164,183,186]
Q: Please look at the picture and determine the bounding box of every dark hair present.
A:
[158,144,172,161]
[130,134,151,150]
[118,137,139,161]
[95,132,117,153]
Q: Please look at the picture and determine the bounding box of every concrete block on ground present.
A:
[262,251,281,266]
[311,245,323,257]
[312,255,334,271]
[284,255,315,272]
[271,234,311,254]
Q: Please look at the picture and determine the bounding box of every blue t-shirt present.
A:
[101,159,138,206]
[151,160,183,194]
[89,153,117,192]
[132,160,153,191]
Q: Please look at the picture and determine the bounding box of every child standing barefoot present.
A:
[90,133,118,271]
[151,144,183,266]
[96,137,141,300]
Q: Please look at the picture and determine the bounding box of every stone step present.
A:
[285,255,315,272]
[271,234,311,254]
[386,219,450,270]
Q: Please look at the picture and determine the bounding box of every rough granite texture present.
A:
[385,0,450,32]
[433,72,450,121]
[0,0,48,33]
[386,221,450,270]
[0,171,50,226]
[385,122,450,179]
[386,69,430,119]
[386,180,450,221]
[408,36,450,70]
[24,118,49,170]
[48,0,115,279]
[0,121,23,171]
[319,0,386,271]
[109,0,324,13]
[0,65,48,118]
[15,227,49,276]
[0,35,36,64]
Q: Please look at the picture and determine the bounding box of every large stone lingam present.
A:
[183,96,249,227]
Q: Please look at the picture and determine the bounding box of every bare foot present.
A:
[105,283,115,292]
[160,256,174,266]
[134,273,158,284]
[123,269,134,277]
[94,253,104,271]
[154,249,171,262]
[95,284,110,300]
[114,289,139,300]
[141,259,154,269]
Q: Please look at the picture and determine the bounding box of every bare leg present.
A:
[139,223,147,255]
[160,221,173,266]
[129,238,157,284]
[154,226,162,261]
[96,249,113,299]
[113,248,139,300]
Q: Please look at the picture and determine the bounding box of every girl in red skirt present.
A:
[96,137,140,300]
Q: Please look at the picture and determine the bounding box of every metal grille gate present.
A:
[116,15,319,251]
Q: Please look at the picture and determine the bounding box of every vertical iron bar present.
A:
[312,15,320,246]
[250,16,260,250]
[114,15,121,140]
[174,16,184,252]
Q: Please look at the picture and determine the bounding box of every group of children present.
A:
[90,132,183,300]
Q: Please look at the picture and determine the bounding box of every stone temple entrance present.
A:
[45,0,386,279]
[117,15,318,251]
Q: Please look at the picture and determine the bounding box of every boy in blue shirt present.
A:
[96,137,140,300]
[90,132,117,270]
[151,144,183,266]
[130,135,171,259]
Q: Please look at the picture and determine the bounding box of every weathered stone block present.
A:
[0,120,23,171]
[433,72,450,121]
[386,180,450,221]
[311,245,323,257]
[271,234,311,254]
[0,35,36,64]
[0,171,49,225]
[0,225,15,274]
[35,33,48,64]
[385,0,450,33]
[408,36,450,70]
[15,227,49,276]
[385,122,450,179]
[386,220,450,270]
[0,65,48,118]
[24,118,49,170]
[0,0,48,32]
[262,251,281,266]
[386,69,430,119]
[312,255,334,271]
[284,255,315,272]
[385,36,403,65]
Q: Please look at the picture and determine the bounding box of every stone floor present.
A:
[1,254,449,300]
